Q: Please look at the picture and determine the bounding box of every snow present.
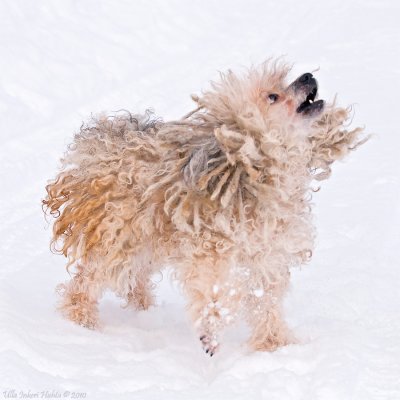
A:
[1,0,400,399]
[252,289,264,298]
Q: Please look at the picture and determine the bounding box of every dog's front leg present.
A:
[245,267,293,351]
[181,255,237,356]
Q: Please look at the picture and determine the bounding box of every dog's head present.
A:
[260,71,325,127]
[198,60,326,137]
[195,60,365,182]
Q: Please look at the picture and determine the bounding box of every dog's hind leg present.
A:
[57,261,105,329]
[109,246,158,311]
[125,275,155,311]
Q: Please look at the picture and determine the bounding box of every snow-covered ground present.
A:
[1,0,399,399]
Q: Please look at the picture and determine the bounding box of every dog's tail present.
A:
[42,111,161,271]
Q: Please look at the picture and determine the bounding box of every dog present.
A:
[43,60,367,355]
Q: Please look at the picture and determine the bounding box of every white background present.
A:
[0,1,399,399]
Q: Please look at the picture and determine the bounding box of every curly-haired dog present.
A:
[43,60,367,355]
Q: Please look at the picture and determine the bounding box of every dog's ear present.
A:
[309,106,369,181]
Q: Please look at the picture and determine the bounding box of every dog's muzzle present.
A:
[288,73,324,117]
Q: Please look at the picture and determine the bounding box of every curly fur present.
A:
[43,60,367,353]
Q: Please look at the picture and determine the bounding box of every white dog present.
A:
[43,60,367,355]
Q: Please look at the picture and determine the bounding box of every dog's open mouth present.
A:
[289,73,324,117]
[296,87,324,116]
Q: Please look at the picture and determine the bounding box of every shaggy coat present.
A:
[43,61,366,354]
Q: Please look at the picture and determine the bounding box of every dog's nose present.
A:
[288,72,318,94]
[298,73,313,83]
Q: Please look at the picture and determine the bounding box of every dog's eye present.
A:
[268,93,279,104]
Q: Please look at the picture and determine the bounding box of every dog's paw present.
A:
[199,334,219,356]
